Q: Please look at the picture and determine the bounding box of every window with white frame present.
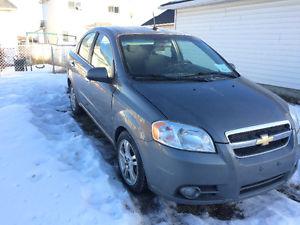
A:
[68,1,81,10]
[108,6,119,13]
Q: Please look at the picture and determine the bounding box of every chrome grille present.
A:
[226,121,292,158]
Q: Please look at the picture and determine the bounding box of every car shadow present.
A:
[74,112,116,166]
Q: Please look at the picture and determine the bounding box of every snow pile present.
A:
[0,71,299,225]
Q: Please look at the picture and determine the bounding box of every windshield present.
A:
[119,34,238,81]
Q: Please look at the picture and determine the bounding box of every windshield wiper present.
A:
[133,72,234,82]
[183,71,238,79]
[133,74,211,82]
[133,74,181,81]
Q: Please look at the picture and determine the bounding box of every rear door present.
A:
[69,32,96,108]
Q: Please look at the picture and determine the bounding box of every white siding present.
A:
[176,0,300,90]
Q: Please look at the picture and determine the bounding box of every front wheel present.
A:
[117,131,147,193]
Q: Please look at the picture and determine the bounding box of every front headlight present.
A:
[152,121,215,152]
[289,104,300,144]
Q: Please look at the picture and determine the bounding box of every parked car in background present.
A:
[68,26,300,205]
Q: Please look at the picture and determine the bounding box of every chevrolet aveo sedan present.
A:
[68,26,300,205]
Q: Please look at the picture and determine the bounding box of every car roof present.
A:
[89,26,184,37]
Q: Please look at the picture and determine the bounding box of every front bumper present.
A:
[137,138,299,205]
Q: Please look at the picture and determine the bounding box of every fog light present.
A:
[179,186,201,199]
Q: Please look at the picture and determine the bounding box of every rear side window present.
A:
[78,33,96,61]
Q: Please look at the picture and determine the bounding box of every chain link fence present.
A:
[0,44,75,75]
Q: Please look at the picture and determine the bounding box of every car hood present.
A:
[131,77,291,143]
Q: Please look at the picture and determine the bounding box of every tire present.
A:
[69,83,82,116]
[117,131,147,193]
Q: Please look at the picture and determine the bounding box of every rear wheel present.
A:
[69,84,82,116]
[117,131,147,193]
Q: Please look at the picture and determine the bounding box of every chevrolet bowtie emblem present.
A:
[256,134,274,146]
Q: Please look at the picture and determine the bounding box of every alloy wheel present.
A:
[118,139,138,185]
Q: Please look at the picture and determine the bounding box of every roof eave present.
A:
[0,0,17,11]
[0,7,17,11]
[143,22,175,27]
[159,0,235,10]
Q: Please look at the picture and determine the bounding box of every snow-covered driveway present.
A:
[0,71,299,225]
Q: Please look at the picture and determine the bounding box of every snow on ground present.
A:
[0,71,141,225]
[0,71,299,225]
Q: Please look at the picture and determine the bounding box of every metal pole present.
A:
[51,45,55,74]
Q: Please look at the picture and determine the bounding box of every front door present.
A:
[87,34,115,137]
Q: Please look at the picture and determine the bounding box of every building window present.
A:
[40,20,46,29]
[68,1,81,10]
[108,6,119,13]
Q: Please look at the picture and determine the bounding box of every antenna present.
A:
[152,12,158,31]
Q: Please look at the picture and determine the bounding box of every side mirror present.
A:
[87,67,111,83]
[229,63,236,70]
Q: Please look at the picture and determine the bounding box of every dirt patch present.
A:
[176,203,245,220]
[278,184,300,203]
[132,192,160,215]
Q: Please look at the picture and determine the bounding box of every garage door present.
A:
[176,0,300,90]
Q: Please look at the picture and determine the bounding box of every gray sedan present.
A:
[68,26,299,205]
